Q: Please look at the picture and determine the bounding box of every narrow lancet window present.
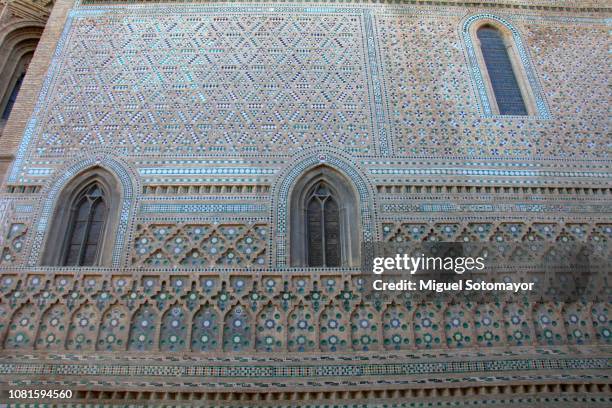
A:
[63,183,108,266]
[477,26,527,115]
[306,182,341,267]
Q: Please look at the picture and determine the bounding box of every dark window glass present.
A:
[2,73,25,120]
[306,182,341,267]
[63,184,107,266]
[307,198,323,267]
[324,198,340,267]
[477,26,528,115]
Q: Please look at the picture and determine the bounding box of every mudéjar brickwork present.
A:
[0,0,610,406]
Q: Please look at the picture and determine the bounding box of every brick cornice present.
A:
[7,0,52,21]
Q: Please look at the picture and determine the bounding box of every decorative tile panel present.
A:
[132,222,269,268]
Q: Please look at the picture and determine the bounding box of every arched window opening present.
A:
[306,182,341,267]
[0,24,43,122]
[289,166,360,268]
[63,183,108,266]
[477,25,527,116]
[42,167,121,267]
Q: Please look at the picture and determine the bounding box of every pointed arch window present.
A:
[42,167,120,267]
[63,183,108,266]
[290,166,360,268]
[476,25,527,116]
[306,182,341,267]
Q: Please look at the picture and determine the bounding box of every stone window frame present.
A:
[289,165,360,268]
[41,167,122,267]
[463,14,550,118]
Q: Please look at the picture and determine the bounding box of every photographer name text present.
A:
[372,279,535,293]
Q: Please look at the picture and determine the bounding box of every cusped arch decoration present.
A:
[462,13,550,118]
[273,151,374,269]
[30,154,136,268]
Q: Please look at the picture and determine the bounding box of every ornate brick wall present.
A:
[0,1,610,406]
